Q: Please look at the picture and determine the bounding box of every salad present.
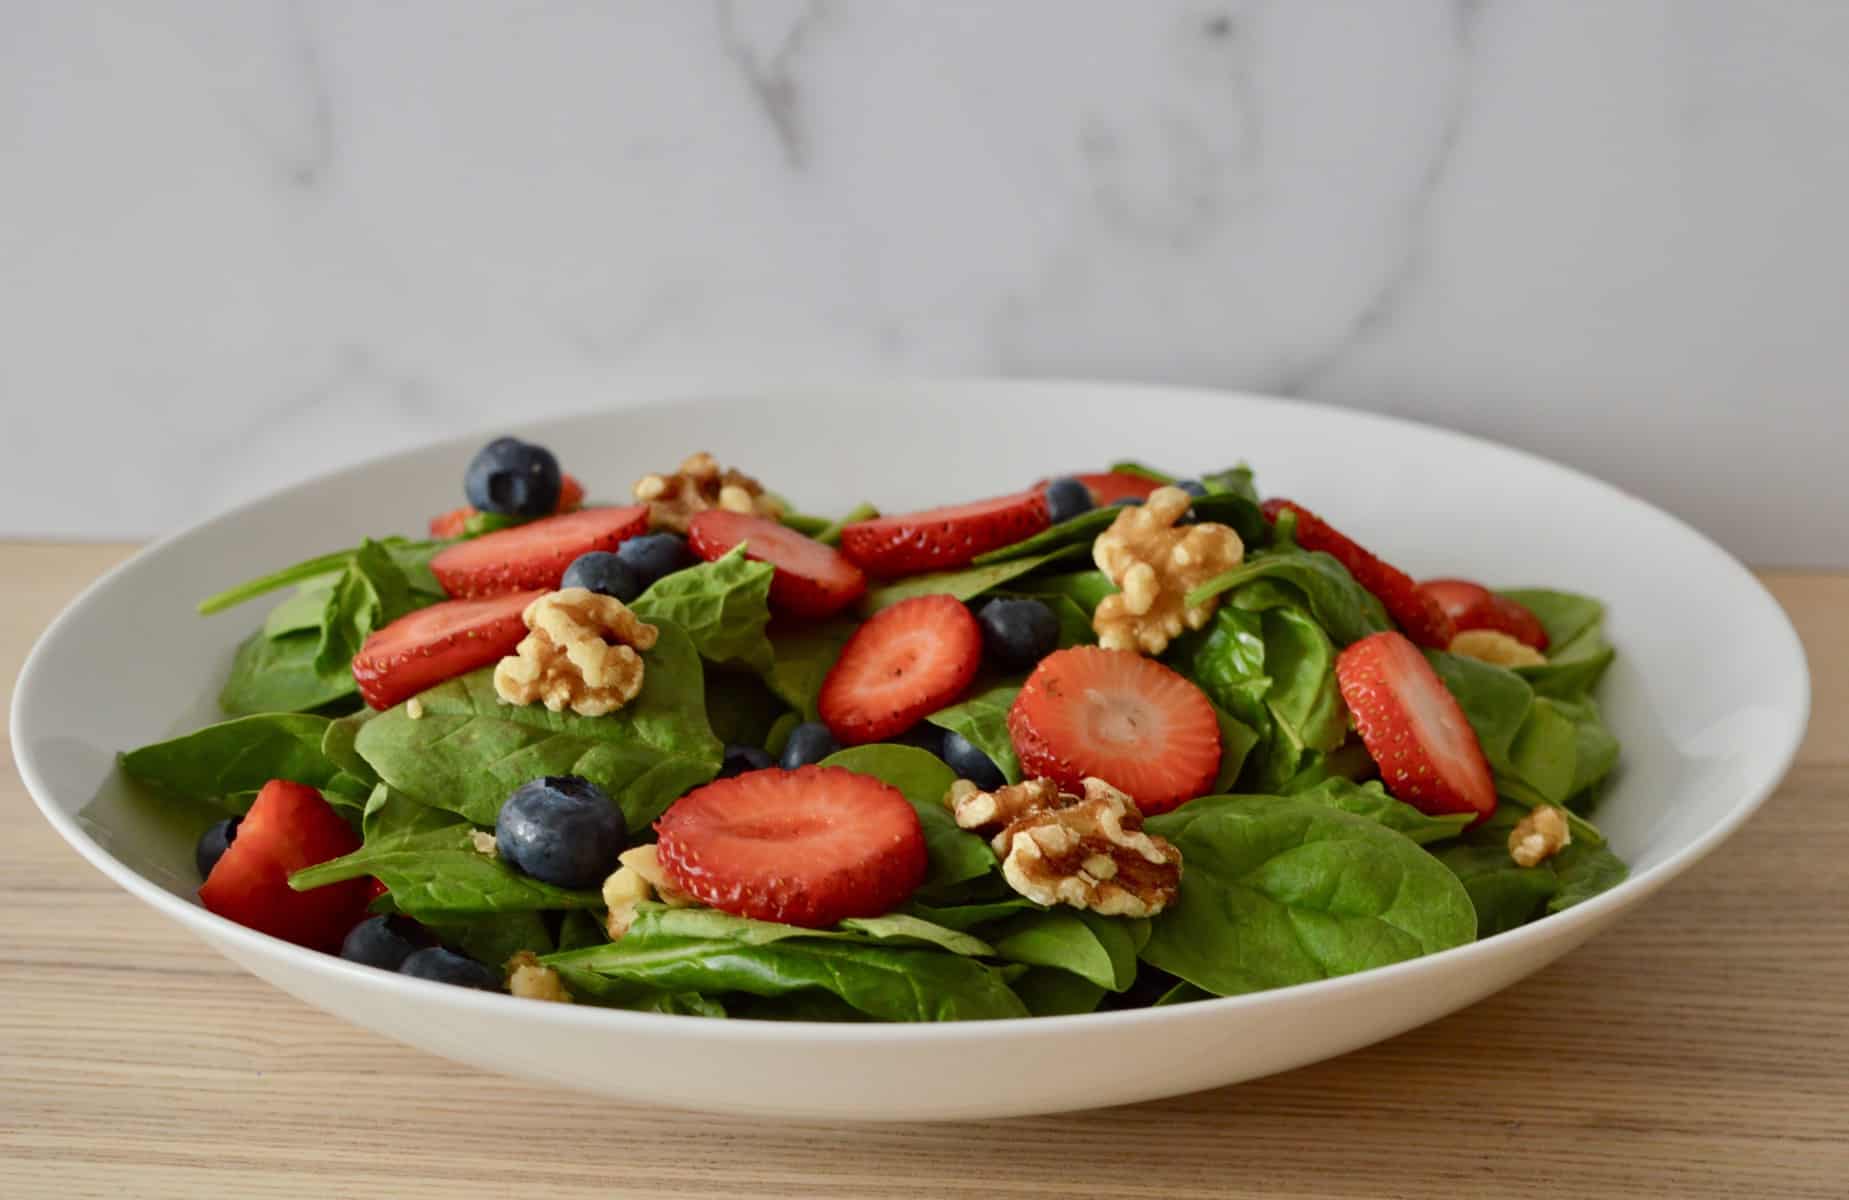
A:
[120,439,1626,1021]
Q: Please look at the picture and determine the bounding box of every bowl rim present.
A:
[11,377,1812,1044]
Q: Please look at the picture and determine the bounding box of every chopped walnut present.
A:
[601,863,653,939]
[506,951,572,1004]
[946,777,1062,837]
[992,777,1182,917]
[1091,486,1244,655]
[1509,805,1572,868]
[470,830,498,858]
[617,844,696,908]
[406,697,425,720]
[1449,629,1548,668]
[633,451,784,532]
[493,587,658,717]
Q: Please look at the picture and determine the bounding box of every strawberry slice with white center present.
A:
[818,594,982,744]
[1418,578,1550,651]
[1007,646,1222,815]
[686,510,867,618]
[654,765,928,927]
[1261,498,1455,648]
[351,589,543,710]
[1336,631,1497,822]
[430,505,650,598]
[839,491,1051,577]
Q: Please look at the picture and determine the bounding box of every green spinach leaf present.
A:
[764,618,857,720]
[630,544,775,675]
[1009,967,1107,1016]
[819,744,998,897]
[219,630,357,716]
[1010,570,1119,616]
[1185,548,1390,646]
[925,685,1023,785]
[1435,826,1561,937]
[120,713,349,808]
[987,909,1142,992]
[859,545,1088,614]
[1284,778,1475,845]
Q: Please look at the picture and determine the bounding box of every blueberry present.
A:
[616,532,697,590]
[1043,477,1093,524]
[779,721,840,769]
[1173,479,1208,498]
[561,551,642,602]
[399,947,500,992]
[893,724,945,759]
[464,436,561,518]
[977,597,1060,671]
[718,743,774,778]
[341,915,429,972]
[496,775,627,890]
[195,817,240,879]
[941,731,1006,790]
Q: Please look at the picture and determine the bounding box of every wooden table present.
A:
[3,543,1844,1199]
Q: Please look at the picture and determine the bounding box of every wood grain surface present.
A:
[3,544,1844,1199]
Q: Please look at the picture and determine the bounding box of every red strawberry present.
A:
[429,505,649,598]
[687,510,867,618]
[352,589,542,710]
[817,595,982,744]
[429,474,586,539]
[1336,631,1497,822]
[1261,498,1455,648]
[1007,647,1222,815]
[1418,578,1549,650]
[654,766,928,927]
[199,780,370,951]
[839,491,1051,577]
[1036,472,1164,506]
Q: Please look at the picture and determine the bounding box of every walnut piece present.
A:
[601,845,696,939]
[1092,486,1244,655]
[1449,629,1548,668]
[990,777,1182,917]
[470,830,498,858]
[1509,805,1572,867]
[506,951,572,1004]
[493,587,658,717]
[633,451,784,532]
[946,777,1061,836]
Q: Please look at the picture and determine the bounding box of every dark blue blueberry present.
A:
[941,731,1006,790]
[1173,479,1208,498]
[399,947,500,991]
[464,436,561,518]
[496,775,627,890]
[616,532,697,590]
[718,743,775,778]
[195,817,240,880]
[1043,476,1094,524]
[340,915,429,972]
[561,550,643,602]
[893,724,945,759]
[977,597,1060,671]
[779,721,840,769]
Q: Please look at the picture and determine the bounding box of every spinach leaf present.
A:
[629,544,775,675]
[819,745,997,897]
[1106,460,1175,484]
[838,914,995,957]
[1009,968,1107,1016]
[312,540,420,676]
[120,713,350,808]
[971,509,1119,566]
[1258,606,1348,757]
[197,537,445,614]
[1155,980,1213,1005]
[352,623,721,830]
[290,786,602,917]
[556,909,610,953]
[859,545,1088,614]
[552,967,727,1017]
[1285,778,1475,845]
[1166,605,1270,731]
[1435,836,1560,937]
[219,630,357,716]
[902,898,1035,931]
[1142,796,1476,996]
[1506,589,1616,700]
[1201,464,1259,502]
[262,580,337,639]
[987,909,1142,992]
[925,685,1023,785]
[321,711,379,790]
[1010,570,1119,616]
[1547,838,1629,913]
[701,668,789,749]
[777,512,833,537]
[1211,705,1262,793]
[426,910,555,969]
[764,618,857,720]
[814,502,878,547]
[544,907,1028,1022]
[1185,548,1390,646]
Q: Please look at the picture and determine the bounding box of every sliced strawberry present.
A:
[1261,498,1455,648]
[818,595,982,744]
[429,473,585,539]
[1036,472,1165,506]
[429,504,648,598]
[1418,578,1549,651]
[1336,631,1497,823]
[839,491,1051,577]
[198,780,369,951]
[352,589,542,709]
[654,765,928,927]
[686,510,866,618]
[1007,647,1221,815]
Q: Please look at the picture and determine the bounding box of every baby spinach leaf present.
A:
[630,544,776,675]
[1009,968,1107,1016]
[701,668,789,749]
[1435,837,1560,937]
[819,745,998,897]
[1167,605,1270,731]
[1259,607,1348,757]
[321,711,378,790]
[425,910,555,970]
[765,618,857,720]
[859,545,1088,614]
[556,909,610,953]
[219,630,357,716]
[837,914,995,957]
[1185,548,1390,646]
[1154,980,1213,1006]
[1547,838,1629,913]
[971,508,1120,566]
[1500,589,1604,650]
[987,910,1142,992]
[1211,706,1262,793]
[1201,464,1259,502]
[312,539,421,677]
[1283,778,1475,845]
[1141,797,1476,997]
[197,536,445,614]
[120,713,349,806]
[1106,460,1175,484]
[626,908,991,957]
[261,580,338,639]
[352,623,721,831]
[902,898,1035,930]
[777,512,833,537]
[551,968,727,1017]
[925,685,1023,785]
[1010,570,1119,616]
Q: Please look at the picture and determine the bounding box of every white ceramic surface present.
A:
[7,4,1849,563]
[13,381,1810,1121]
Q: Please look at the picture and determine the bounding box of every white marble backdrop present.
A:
[3,1,1846,564]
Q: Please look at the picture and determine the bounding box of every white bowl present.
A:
[13,380,1809,1120]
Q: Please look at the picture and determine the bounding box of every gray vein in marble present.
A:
[715,0,827,168]
[280,0,334,190]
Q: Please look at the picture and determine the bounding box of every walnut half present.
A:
[493,588,658,717]
[1449,629,1548,668]
[634,451,784,532]
[1509,805,1572,868]
[1092,486,1244,655]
